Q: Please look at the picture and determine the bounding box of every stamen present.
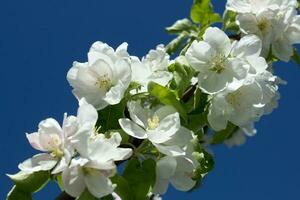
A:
[147,116,160,130]
[95,74,112,92]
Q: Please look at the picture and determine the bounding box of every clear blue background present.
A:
[1,0,299,199]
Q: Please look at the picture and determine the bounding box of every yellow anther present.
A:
[95,74,112,92]
[147,116,160,130]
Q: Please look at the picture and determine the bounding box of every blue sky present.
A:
[0,0,299,199]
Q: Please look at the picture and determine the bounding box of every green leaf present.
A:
[211,123,238,145]
[148,82,188,122]
[7,186,32,200]
[96,100,126,133]
[190,0,221,25]
[223,10,239,32]
[56,174,64,191]
[77,189,98,200]
[111,175,131,200]
[122,158,156,200]
[187,113,207,133]
[292,48,300,66]
[198,150,214,174]
[166,33,187,54]
[166,18,195,35]
[183,88,205,113]
[7,171,50,193]
[168,56,196,97]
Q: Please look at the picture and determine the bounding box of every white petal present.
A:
[103,80,126,105]
[62,164,86,198]
[51,150,72,174]
[77,98,98,126]
[203,27,231,56]
[88,137,132,163]
[246,56,268,73]
[236,13,259,34]
[84,170,115,198]
[70,123,94,157]
[112,59,132,86]
[272,37,294,62]
[186,41,215,71]
[130,57,152,84]
[287,16,300,44]
[163,126,193,147]
[149,113,181,144]
[26,132,45,151]
[198,71,230,94]
[226,0,252,13]
[147,71,173,87]
[208,98,229,131]
[170,171,196,191]
[231,35,262,58]
[175,157,195,173]
[89,41,115,60]
[119,118,148,139]
[154,106,177,121]
[152,179,169,195]
[18,153,57,173]
[155,144,185,157]
[116,42,129,58]
[156,156,177,179]
[127,101,149,128]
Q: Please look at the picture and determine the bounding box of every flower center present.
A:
[226,90,243,108]
[147,115,160,130]
[95,73,112,92]
[210,55,226,73]
[47,135,64,158]
[82,167,95,175]
[257,18,270,33]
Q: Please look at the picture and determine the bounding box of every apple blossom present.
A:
[186,27,255,94]
[131,45,172,93]
[18,99,98,174]
[224,123,257,148]
[63,132,132,198]
[226,0,300,61]
[67,41,132,110]
[153,156,196,194]
[207,71,279,131]
[119,101,192,157]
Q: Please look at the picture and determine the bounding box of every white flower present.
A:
[207,71,279,131]
[226,0,298,14]
[63,132,132,198]
[119,101,192,157]
[131,45,172,93]
[186,27,255,94]
[224,123,257,148]
[19,99,98,174]
[67,41,132,110]
[153,156,196,194]
[226,0,300,61]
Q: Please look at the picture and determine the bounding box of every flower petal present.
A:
[203,27,231,56]
[119,118,148,139]
[156,156,177,179]
[77,98,98,126]
[62,163,86,198]
[18,153,57,173]
[231,35,262,58]
[84,170,115,198]
[26,132,45,151]
[186,40,215,71]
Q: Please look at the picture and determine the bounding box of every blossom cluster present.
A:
[7,0,300,199]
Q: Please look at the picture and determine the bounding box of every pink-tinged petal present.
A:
[26,132,45,151]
